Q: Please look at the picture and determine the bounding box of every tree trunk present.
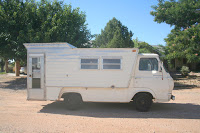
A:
[15,60,20,76]
[5,59,9,73]
[0,60,4,72]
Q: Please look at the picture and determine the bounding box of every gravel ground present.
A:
[0,74,200,133]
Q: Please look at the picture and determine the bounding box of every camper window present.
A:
[81,59,98,69]
[139,58,158,71]
[32,58,40,70]
[103,59,121,69]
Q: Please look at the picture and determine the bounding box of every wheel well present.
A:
[132,92,153,100]
[61,92,82,99]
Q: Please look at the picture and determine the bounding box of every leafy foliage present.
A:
[150,0,200,29]
[94,18,134,48]
[181,66,190,76]
[0,33,12,59]
[0,0,92,62]
[33,0,92,47]
[165,24,200,63]
[151,0,200,64]
[133,38,162,55]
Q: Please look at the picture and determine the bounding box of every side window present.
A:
[81,59,98,69]
[139,58,158,71]
[103,59,121,69]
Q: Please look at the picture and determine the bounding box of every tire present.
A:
[134,93,152,112]
[64,93,83,110]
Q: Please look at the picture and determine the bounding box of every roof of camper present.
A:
[139,53,159,56]
[23,42,77,49]
[23,43,140,52]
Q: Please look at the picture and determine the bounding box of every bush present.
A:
[180,66,190,76]
[176,66,181,71]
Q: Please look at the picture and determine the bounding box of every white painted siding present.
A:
[24,43,138,89]
[46,87,62,100]
[45,48,137,88]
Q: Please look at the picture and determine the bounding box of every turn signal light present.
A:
[132,50,136,52]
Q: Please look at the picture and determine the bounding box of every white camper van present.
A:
[24,42,175,112]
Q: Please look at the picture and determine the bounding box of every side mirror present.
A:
[159,66,162,72]
[159,61,163,72]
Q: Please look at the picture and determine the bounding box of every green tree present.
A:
[0,59,4,72]
[0,0,41,75]
[165,24,200,63]
[151,0,200,64]
[0,33,14,72]
[150,0,200,29]
[0,0,92,76]
[133,38,161,55]
[94,17,134,48]
[33,0,91,47]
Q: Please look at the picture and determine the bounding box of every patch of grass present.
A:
[0,72,6,74]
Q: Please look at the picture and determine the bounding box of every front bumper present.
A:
[154,94,175,103]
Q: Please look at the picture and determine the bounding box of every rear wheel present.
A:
[134,93,152,112]
[64,93,83,110]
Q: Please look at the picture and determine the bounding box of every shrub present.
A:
[180,66,190,76]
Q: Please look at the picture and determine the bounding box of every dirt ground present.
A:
[0,73,200,133]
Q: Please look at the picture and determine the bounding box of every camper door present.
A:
[27,54,45,100]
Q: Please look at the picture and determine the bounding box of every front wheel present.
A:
[134,93,152,112]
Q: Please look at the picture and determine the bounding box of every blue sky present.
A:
[64,0,173,46]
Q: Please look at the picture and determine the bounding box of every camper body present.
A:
[24,43,174,111]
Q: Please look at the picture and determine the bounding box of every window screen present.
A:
[103,59,121,69]
[139,58,158,71]
[81,59,98,69]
